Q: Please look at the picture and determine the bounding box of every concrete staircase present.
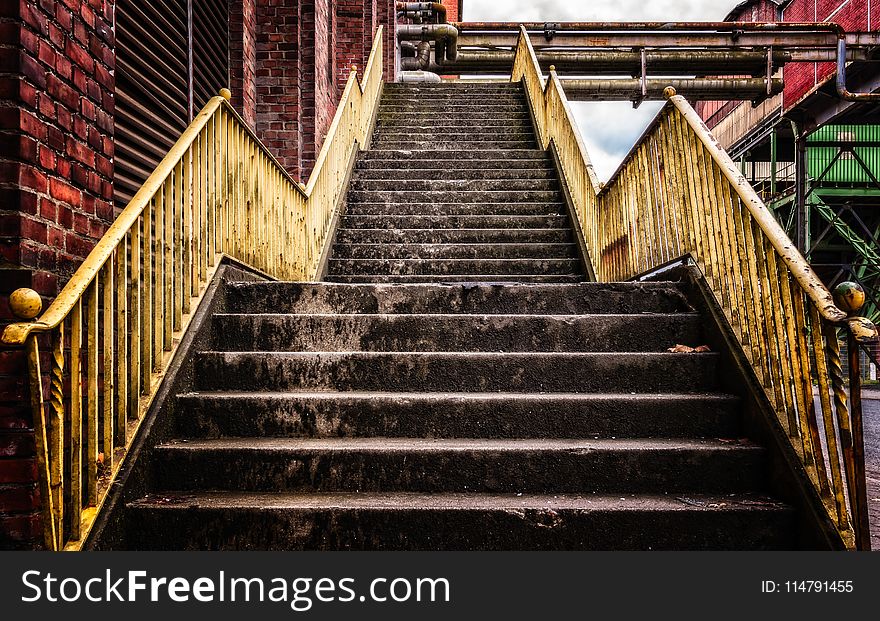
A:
[122,83,794,549]
[327,82,583,283]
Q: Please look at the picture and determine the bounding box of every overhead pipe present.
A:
[558,77,784,101]
[397,23,459,64]
[397,2,446,23]
[418,49,790,75]
[837,36,880,101]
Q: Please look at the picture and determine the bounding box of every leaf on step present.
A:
[667,344,695,353]
[667,344,712,353]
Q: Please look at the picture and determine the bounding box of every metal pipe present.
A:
[397,2,446,23]
[399,70,442,83]
[401,41,432,70]
[397,23,459,64]
[421,49,791,75]
[836,37,880,101]
[559,77,783,101]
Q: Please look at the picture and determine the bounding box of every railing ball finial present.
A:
[549,65,556,73]
[833,281,866,316]
[664,86,677,99]
[9,288,42,320]
[219,88,232,101]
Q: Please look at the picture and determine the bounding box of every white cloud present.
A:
[463,0,733,179]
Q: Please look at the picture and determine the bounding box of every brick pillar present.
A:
[229,0,257,126]
[255,0,303,175]
[336,0,367,95]
[0,0,115,550]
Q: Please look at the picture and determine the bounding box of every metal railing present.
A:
[513,26,878,550]
[1,28,384,551]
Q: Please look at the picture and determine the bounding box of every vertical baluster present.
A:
[26,338,56,549]
[153,187,164,370]
[809,305,849,527]
[752,228,784,408]
[163,177,173,350]
[794,290,829,492]
[192,137,203,294]
[764,240,797,430]
[69,301,82,541]
[102,258,115,470]
[183,148,193,313]
[86,281,98,506]
[200,123,209,279]
[175,161,185,327]
[141,202,152,395]
[115,239,127,445]
[129,217,141,419]
[49,323,65,548]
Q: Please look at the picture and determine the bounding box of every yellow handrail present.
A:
[513,26,877,550]
[1,27,384,550]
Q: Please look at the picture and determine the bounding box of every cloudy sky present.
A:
[464,0,733,179]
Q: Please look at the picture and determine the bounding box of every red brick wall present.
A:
[254,0,308,175]
[313,0,336,160]
[0,0,115,550]
[229,0,257,126]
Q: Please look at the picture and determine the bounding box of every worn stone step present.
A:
[152,437,766,494]
[356,159,551,172]
[211,313,701,353]
[193,351,720,392]
[375,120,535,131]
[362,149,546,161]
[377,112,533,123]
[125,491,794,550]
[350,179,559,192]
[174,391,741,439]
[379,104,530,113]
[374,129,536,141]
[343,203,566,217]
[330,242,576,259]
[372,140,538,151]
[333,228,574,244]
[225,282,692,315]
[325,274,584,283]
[353,167,556,180]
[341,214,568,229]
[381,95,527,105]
[347,190,562,204]
[327,258,581,276]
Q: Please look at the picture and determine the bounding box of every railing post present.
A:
[834,281,872,551]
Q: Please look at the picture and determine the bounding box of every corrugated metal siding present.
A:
[114,0,228,209]
[807,124,880,183]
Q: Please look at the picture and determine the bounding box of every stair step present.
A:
[372,140,538,151]
[350,179,559,192]
[174,391,741,439]
[379,104,530,113]
[327,258,581,276]
[348,190,562,204]
[330,242,576,258]
[325,274,584,283]
[375,120,536,131]
[125,491,794,550]
[193,351,720,392]
[373,130,537,141]
[357,158,550,171]
[333,228,574,244]
[341,215,568,229]
[152,437,766,494]
[362,149,546,161]
[344,203,566,217]
[353,168,557,180]
[377,113,533,123]
[211,313,701,352]
[225,282,693,315]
